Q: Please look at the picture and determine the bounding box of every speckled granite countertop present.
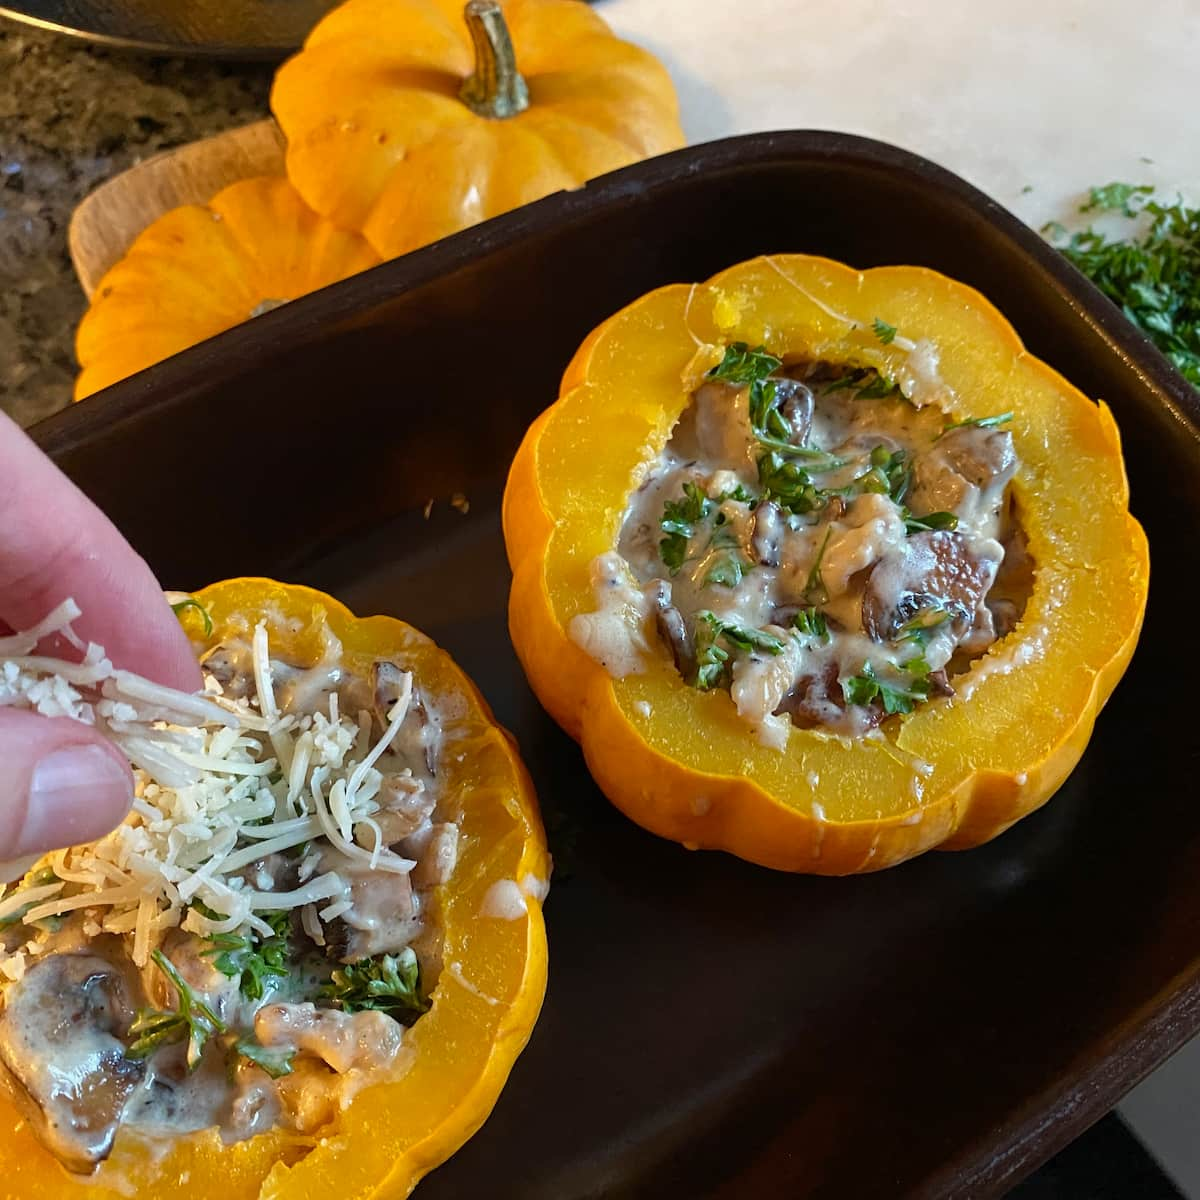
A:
[0,25,271,427]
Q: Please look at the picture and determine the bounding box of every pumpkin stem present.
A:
[459,0,529,120]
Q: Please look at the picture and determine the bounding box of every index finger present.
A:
[0,411,201,691]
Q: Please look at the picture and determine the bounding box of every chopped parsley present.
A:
[319,948,430,1026]
[793,607,828,641]
[660,482,756,574]
[1046,184,1200,388]
[702,517,752,588]
[170,597,213,638]
[235,1036,295,1079]
[855,373,900,399]
[841,659,932,715]
[941,411,1013,434]
[903,510,959,534]
[895,605,952,648]
[660,481,713,572]
[757,452,825,514]
[706,342,782,388]
[692,611,786,691]
[872,317,898,344]
[129,949,226,1068]
[803,527,833,605]
[203,909,290,1001]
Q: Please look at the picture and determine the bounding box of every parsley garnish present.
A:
[895,605,952,648]
[903,510,959,534]
[203,910,290,1001]
[1046,184,1200,388]
[319,948,430,1026]
[702,517,751,588]
[757,452,825,514]
[872,317,898,344]
[803,527,833,605]
[129,949,226,1068]
[1081,182,1155,218]
[236,1036,295,1079]
[941,411,1013,434]
[855,373,900,399]
[170,597,213,638]
[707,342,782,387]
[841,660,932,715]
[660,482,713,572]
[793,607,828,640]
[691,611,786,691]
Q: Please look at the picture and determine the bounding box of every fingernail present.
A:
[21,746,132,855]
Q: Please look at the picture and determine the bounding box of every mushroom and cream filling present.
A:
[0,601,457,1172]
[570,345,1033,747]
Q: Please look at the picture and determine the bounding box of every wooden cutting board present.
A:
[69,118,284,298]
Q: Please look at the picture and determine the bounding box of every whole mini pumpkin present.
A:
[271,0,685,259]
[75,177,379,400]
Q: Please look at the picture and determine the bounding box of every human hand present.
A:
[0,410,200,869]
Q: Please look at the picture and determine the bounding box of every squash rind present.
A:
[503,254,1150,874]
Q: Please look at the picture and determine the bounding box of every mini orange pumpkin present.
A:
[74,177,379,400]
[271,0,685,259]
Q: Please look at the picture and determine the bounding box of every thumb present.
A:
[0,708,133,881]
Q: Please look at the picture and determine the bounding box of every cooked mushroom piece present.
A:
[199,645,254,699]
[0,953,143,1172]
[356,773,434,848]
[646,580,693,674]
[861,531,999,644]
[322,848,421,963]
[774,377,815,445]
[909,426,1017,518]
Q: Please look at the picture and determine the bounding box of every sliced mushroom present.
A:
[372,662,441,775]
[0,953,143,1172]
[356,773,434,848]
[909,427,1017,519]
[751,500,784,568]
[773,378,815,445]
[199,644,253,699]
[371,661,409,727]
[861,531,998,643]
[774,661,882,733]
[321,849,421,963]
[646,580,694,675]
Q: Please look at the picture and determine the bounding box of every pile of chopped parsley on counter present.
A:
[1045,183,1200,388]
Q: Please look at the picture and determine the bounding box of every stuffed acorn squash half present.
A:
[503,253,1149,874]
[0,580,548,1199]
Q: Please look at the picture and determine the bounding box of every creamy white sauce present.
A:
[571,354,1029,745]
[479,880,526,921]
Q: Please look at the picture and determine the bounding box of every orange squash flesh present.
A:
[0,579,549,1199]
[503,254,1149,874]
[74,179,380,401]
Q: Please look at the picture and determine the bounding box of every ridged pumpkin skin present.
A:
[503,254,1150,874]
[0,579,549,1199]
[271,0,684,260]
[75,178,380,400]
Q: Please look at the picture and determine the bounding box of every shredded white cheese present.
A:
[0,600,419,969]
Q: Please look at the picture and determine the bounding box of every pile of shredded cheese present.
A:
[0,599,419,980]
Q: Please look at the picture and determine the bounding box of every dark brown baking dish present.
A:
[30,132,1200,1199]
